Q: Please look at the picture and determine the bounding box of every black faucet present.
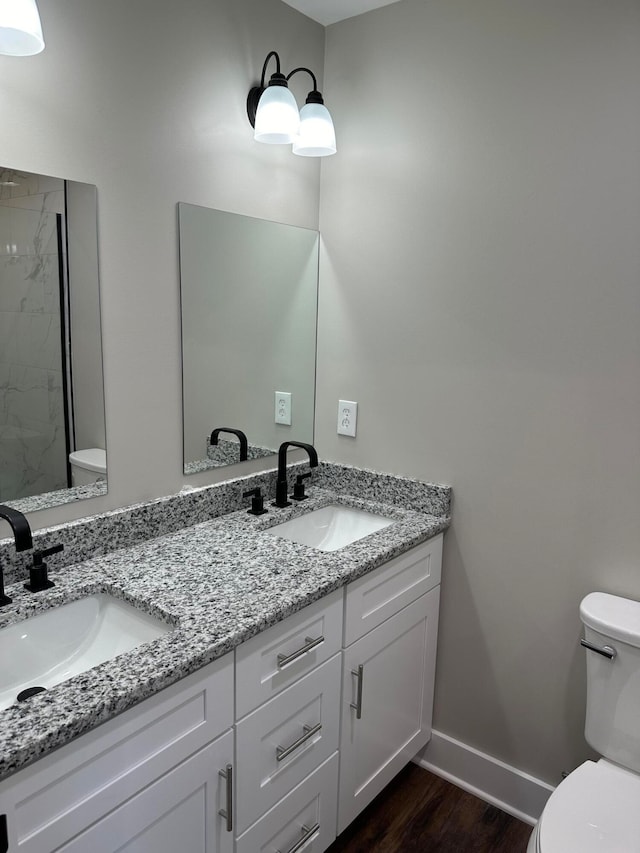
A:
[0,504,33,606]
[210,427,248,462]
[274,442,318,508]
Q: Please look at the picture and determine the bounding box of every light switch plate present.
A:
[337,400,358,437]
[275,391,292,425]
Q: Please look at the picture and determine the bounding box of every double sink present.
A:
[0,504,394,712]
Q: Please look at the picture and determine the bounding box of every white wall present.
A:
[319,0,640,784]
[0,0,324,527]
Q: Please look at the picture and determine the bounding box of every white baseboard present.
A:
[414,729,555,826]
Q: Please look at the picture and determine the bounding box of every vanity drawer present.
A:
[235,653,341,834]
[236,588,343,718]
[236,752,338,853]
[0,654,233,853]
[344,534,442,646]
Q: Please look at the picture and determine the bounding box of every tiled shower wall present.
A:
[0,172,68,500]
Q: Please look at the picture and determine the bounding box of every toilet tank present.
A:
[69,448,107,487]
[580,592,640,774]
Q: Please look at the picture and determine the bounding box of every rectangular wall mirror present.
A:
[0,168,107,512]
[179,205,318,474]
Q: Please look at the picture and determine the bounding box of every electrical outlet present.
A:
[337,399,358,437]
[275,391,292,425]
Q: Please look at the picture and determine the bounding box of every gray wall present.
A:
[0,0,323,526]
[319,0,640,784]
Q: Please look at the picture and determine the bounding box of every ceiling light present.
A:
[0,0,45,56]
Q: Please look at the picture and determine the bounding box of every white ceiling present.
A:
[282,0,402,27]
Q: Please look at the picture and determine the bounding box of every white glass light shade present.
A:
[292,102,336,157]
[254,86,300,144]
[0,0,44,55]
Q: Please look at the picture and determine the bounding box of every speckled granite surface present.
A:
[184,437,276,474]
[0,461,450,587]
[3,480,108,515]
[0,463,451,781]
[206,437,275,463]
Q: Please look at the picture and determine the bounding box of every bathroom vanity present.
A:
[0,463,450,853]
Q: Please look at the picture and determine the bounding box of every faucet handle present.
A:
[36,543,64,562]
[24,543,63,593]
[291,472,312,501]
[243,487,268,516]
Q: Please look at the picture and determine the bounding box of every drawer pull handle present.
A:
[350,664,364,719]
[276,723,322,762]
[276,823,321,853]
[277,635,325,669]
[218,763,233,832]
[580,639,617,660]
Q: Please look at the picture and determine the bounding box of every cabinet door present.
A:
[56,731,234,853]
[338,587,440,834]
[0,654,234,853]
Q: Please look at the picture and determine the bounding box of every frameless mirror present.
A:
[0,168,107,512]
[179,205,318,474]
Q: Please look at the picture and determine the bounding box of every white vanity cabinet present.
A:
[338,534,442,833]
[0,531,444,853]
[0,655,235,853]
[233,533,443,849]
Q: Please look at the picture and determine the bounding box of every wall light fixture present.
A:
[0,0,44,56]
[247,51,336,157]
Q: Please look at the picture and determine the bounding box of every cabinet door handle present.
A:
[276,823,321,853]
[350,664,364,719]
[277,635,325,669]
[276,723,322,762]
[218,764,233,832]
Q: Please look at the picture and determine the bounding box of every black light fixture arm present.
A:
[248,50,288,127]
[260,51,283,87]
[286,66,324,104]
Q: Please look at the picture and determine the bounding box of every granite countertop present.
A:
[0,484,449,781]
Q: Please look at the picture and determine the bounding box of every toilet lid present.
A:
[69,448,107,474]
[539,760,640,853]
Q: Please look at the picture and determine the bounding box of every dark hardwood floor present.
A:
[327,763,533,852]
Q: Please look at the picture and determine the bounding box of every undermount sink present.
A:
[0,594,172,711]
[266,504,394,552]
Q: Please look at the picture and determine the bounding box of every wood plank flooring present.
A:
[327,763,533,852]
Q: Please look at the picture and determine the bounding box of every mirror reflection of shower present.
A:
[0,169,106,505]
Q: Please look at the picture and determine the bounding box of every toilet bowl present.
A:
[69,448,106,486]
[527,759,640,852]
[529,592,640,852]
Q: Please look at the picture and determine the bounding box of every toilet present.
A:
[69,448,107,486]
[528,592,640,852]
